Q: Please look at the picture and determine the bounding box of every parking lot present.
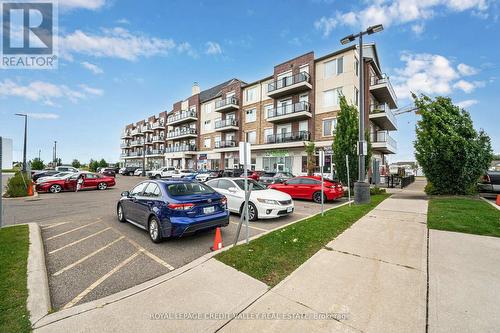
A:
[4,175,346,310]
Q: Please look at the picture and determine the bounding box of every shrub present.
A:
[5,172,30,197]
[370,186,386,195]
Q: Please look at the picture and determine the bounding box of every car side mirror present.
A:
[228,187,238,193]
[121,191,130,197]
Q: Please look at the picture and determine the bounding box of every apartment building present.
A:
[120,43,398,180]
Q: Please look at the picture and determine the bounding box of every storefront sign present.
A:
[198,153,207,160]
[316,147,333,155]
[263,150,289,157]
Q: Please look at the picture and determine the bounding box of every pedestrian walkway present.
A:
[221,179,429,332]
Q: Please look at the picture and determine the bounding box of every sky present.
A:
[0,0,499,164]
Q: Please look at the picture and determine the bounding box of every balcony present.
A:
[371,130,397,154]
[142,124,153,133]
[370,74,398,109]
[122,151,144,158]
[165,144,197,153]
[369,104,397,131]
[167,128,197,140]
[120,142,130,148]
[151,120,165,130]
[145,149,165,156]
[267,72,312,98]
[266,131,311,144]
[214,140,237,149]
[121,130,132,139]
[152,135,165,143]
[130,140,144,147]
[144,136,154,145]
[215,97,239,112]
[267,101,312,123]
[215,119,239,132]
[167,110,197,126]
[131,128,143,136]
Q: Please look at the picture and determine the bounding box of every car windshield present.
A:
[262,172,276,177]
[233,179,266,191]
[165,182,215,196]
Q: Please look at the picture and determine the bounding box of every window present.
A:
[204,103,212,114]
[323,88,342,107]
[322,118,337,136]
[166,182,215,196]
[130,182,148,196]
[246,108,256,123]
[233,179,266,191]
[299,120,308,132]
[263,128,273,143]
[324,57,344,78]
[204,138,211,148]
[217,179,234,190]
[245,87,257,103]
[299,64,309,74]
[355,59,359,76]
[143,183,161,197]
[354,87,359,106]
[204,120,211,131]
[246,131,256,144]
[300,178,321,185]
[264,104,273,119]
[286,178,302,185]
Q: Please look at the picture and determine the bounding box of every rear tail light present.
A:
[221,196,227,206]
[167,203,194,210]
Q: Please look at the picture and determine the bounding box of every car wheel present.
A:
[148,216,163,243]
[49,184,62,193]
[97,182,107,190]
[312,191,326,204]
[241,202,258,221]
[117,204,126,222]
[155,174,161,179]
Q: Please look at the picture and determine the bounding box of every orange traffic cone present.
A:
[496,194,500,206]
[27,182,33,196]
[210,227,223,251]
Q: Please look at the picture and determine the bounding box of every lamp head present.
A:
[367,24,384,34]
[340,34,356,45]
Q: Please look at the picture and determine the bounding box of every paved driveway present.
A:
[4,175,346,310]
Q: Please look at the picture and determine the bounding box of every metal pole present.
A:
[346,154,351,206]
[321,164,324,216]
[38,149,41,160]
[22,115,27,172]
[243,142,249,244]
[358,32,365,182]
[54,141,57,166]
[142,140,146,176]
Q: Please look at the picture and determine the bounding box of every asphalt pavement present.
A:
[4,175,346,310]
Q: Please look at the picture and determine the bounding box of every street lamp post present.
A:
[340,24,384,204]
[53,141,57,166]
[15,113,28,172]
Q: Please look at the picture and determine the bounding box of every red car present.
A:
[36,172,116,193]
[269,176,344,203]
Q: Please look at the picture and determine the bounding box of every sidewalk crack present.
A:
[330,248,419,271]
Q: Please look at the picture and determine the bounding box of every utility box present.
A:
[1,138,13,170]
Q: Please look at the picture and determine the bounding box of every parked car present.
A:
[269,176,344,203]
[100,168,116,178]
[248,170,265,181]
[119,166,140,176]
[32,170,59,182]
[147,166,177,179]
[196,170,223,182]
[134,168,147,176]
[36,172,116,193]
[171,169,197,178]
[260,171,295,186]
[117,180,229,243]
[35,171,75,184]
[478,171,500,195]
[205,178,294,221]
[55,166,79,173]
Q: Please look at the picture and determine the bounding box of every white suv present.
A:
[55,166,79,173]
[147,167,177,179]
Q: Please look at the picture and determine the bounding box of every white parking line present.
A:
[62,251,140,310]
[48,227,111,255]
[41,222,69,230]
[46,219,101,241]
[230,221,268,232]
[52,236,126,277]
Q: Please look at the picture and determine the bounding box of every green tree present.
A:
[414,94,492,194]
[98,158,108,168]
[304,142,316,176]
[30,158,45,170]
[71,159,81,168]
[88,159,99,172]
[333,96,371,186]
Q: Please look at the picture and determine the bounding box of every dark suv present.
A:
[119,166,140,176]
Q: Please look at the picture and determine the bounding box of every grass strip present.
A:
[216,194,390,286]
[428,196,500,237]
[0,225,31,333]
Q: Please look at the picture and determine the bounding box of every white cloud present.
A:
[115,18,130,25]
[59,0,106,10]
[79,84,104,96]
[392,53,484,99]
[177,42,198,58]
[411,23,425,35]
[315,0,490,37]
[81,61,103,74]
[0,79,103,106]
[27,113,60,120]
[457,63,478,76]
[456,99,478,108]
[205,41,222,55]
[60,28,176,61]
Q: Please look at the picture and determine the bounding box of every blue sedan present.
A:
[117,180,229,243]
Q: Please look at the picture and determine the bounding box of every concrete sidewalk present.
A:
[220,180,429,332]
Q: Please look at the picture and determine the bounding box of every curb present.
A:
[480,196,500,211]
[27,223,51,326]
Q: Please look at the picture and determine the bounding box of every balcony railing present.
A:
[151,120,165,129]
[131,128,143,136]
[215,118,238,129]
[268,101,311,119]
[215,97,239,110]
[268,72,311,93]
[215,140,237,149]
[146,149,165,156]
[167,128,197,139]
[121,130,132,138]
[120,142,130,148]
[371,130,397,149]
[266,131,311,144]
[128,151,144,157]
[130,140,144,146]
[152,135,165,142]
[142,124,152,132]
[370,74,397,103]
[165,144,197,153]
[167,110,197,124]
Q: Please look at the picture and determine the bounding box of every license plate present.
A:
[203,206,215,214]
[286,207,293,213]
